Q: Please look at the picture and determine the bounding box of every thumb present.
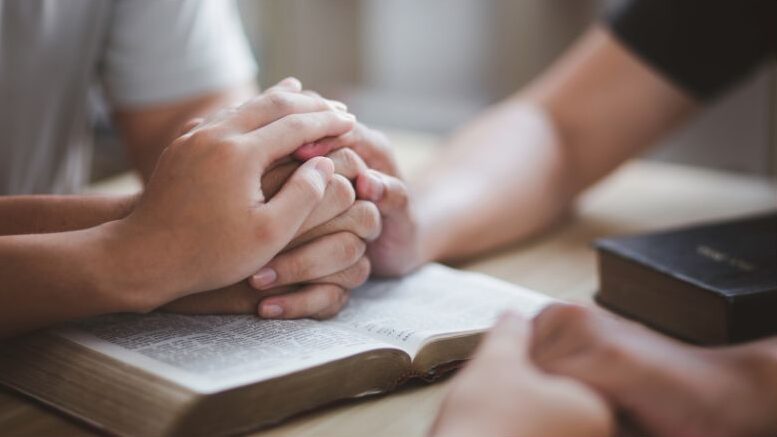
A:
[177,117,204,136]
[476,310,532,363]
[356,170,408,216]
[264,76,303,94]
[260,157,334,250]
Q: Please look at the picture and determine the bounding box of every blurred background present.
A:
[94,0,777,179]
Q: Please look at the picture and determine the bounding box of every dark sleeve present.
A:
[606,0,776,101]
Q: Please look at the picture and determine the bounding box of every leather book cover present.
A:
[594,212,777,345]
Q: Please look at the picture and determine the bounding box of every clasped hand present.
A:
[106,78,410,319]
[110,79,412,318]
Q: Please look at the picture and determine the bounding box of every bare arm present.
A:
[113,82,257,181]
[0,195,136,236]
[0,92,356,338]
[0,83,256,237]
[414,26,698,263]
[0,226,132,337]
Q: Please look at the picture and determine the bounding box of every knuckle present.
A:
[330,174,356,207]
[350,257,371,287]
[388,180,410,209]
[265,91,296,112]
[293,168,328,200]
[255,213,283,244]
[210,138,243,164]
[187,127,222,146]
[353,200,381,239]
[325,286,344,306]
[315,289,348,320]
[338,148,365,175]
[279,255,310,283]
[281,113,309,132]
[338,232,366,264]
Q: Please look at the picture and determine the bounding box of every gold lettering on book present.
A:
[696,245,755,272]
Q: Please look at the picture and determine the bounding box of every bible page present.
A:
[55,314,396,394]
[328,263,553,357]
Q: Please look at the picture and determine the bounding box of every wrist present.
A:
[88,219,178,313]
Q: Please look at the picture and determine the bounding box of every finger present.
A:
[294,130,356,161]
[261,162,299,199]
[301,89,347,112]
[295,125,399,176]
[249,231,366,290]
[301,89,322,99]
[264,77,303,94]
[309,256,371,290]
[476,310,532,363]
[213,92,342,134]
[297,174,355,236]
[258,157,333,252]
[246,110,356,168]
[530,303,592,366]
[356,170,409,215]
[289,200,381,250]
[177,117,205,136]
[328,148,368,180]
[258,284,349,320]
[161,284,296,315]
[263,147,366,203]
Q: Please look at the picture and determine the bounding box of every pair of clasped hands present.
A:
[108,78,418,319]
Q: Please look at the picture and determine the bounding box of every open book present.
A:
[0,264,551,437]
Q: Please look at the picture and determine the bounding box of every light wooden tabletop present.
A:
[1,130,775,437]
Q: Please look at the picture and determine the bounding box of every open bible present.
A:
[0,264,551,437]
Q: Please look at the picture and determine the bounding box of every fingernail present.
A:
[282,77,301,88]
[327,99,348,112]
[340,112,356,121]
[314,157,334,178]
[252,267,277,288]
[261,303,284,318]
[367,171,384,202]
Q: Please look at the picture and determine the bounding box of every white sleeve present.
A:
[102,0,258,109]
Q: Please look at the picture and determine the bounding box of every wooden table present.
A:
[1,130,775,437]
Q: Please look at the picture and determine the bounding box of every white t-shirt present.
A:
[0,0,258,194]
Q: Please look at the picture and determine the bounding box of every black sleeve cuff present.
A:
[606,0,775,101]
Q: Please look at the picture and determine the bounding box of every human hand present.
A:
[430,310,613,437]
[296,122,423,277]
[102,87,355,312]
[531,303,777,437]
[162,146,381,319]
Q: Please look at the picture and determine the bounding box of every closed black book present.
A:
[595,212,777,345]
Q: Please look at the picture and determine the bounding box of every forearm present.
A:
[0,226,129,338]
[413,26,695,263]
[117,83,257,181]
[0,194,136,236]
[413,100,573,263]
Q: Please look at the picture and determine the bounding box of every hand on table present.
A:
[104,80,355,312]
[531,303,777,437]
[430,311,614,437]
[163,146,381,319]
[295,120,423,277]
[164,80,419,318]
